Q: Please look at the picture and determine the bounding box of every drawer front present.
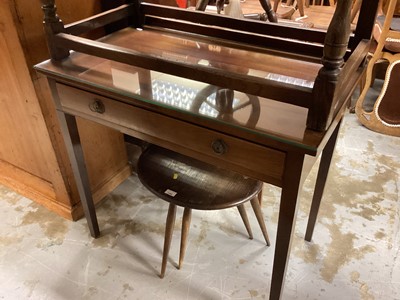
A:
[56,83,285,184]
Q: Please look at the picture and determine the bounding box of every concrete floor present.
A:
[0,113,399,300]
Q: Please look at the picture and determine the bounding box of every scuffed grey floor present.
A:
[0,113,399,300]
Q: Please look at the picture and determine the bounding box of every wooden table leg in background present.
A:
[297,0,305,17]
[269,151,305,300]
[273,0,305,18]
[305,120,342,242]
[57,111,100,238]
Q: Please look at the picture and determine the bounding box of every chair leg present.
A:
[161,203,177,278]
[350,0,362,23]
[273,0,280,13]
[296,0,305,18]
[237,204,253,239]
[179,207,192,270]
[258,188,263,207]
[250,198,271,246]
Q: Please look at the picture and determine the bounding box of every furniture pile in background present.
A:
[355,0,400,137]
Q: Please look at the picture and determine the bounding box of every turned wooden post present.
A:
[41,0,70,60]
[307,0,353,131]
[259,0,278,22]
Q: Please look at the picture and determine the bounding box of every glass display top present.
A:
[36,26,327,151]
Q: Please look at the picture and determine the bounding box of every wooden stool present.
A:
[137,145,270,278]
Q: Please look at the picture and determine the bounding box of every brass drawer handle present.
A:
[211,139,228,155]
[89,99,105,114]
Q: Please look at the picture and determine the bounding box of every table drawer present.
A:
[56,83,285,184]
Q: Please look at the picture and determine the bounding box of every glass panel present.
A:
[97,27,321,83]
[77,59,309,141]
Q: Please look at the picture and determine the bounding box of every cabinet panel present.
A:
[0,1,130,220]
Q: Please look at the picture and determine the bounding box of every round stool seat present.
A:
[136,145,269,278]
[137,145,263,210]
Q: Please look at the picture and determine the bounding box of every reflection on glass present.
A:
[148,79,241,118]
[75,61,308,140]
[265,73,314,88]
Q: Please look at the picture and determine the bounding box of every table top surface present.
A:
[36,26,332,154]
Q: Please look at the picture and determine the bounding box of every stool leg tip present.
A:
[178,260,183,270]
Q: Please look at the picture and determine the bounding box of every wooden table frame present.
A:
[35,0,379,299]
